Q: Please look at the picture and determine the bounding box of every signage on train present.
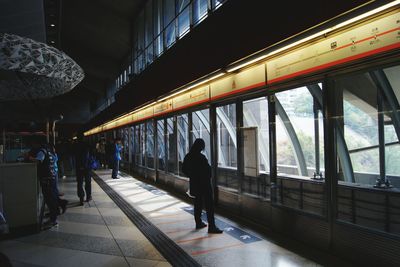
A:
[182,206,262,244]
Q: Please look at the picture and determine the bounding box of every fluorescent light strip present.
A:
[227,0,400,72]
[157,71,224,102]
[335,0,400,29]
[187,72,225,89]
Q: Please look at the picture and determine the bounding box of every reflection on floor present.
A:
[93,170,324,267]
[0,175,171,267]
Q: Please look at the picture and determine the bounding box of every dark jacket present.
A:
[74,141,91,170]
[37,148,57,180]
[182,152,211,196]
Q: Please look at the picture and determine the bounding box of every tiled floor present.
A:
[0,175,170,267]
[1,170,349,267]
[92,170,326,267]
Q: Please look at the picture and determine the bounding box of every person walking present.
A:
[74,134,92,205]
[112,138,122,179]
[182,139,223,234]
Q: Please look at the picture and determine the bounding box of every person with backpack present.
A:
[74,133,93,205]
[30,143,60,228]
[182,139,223,234]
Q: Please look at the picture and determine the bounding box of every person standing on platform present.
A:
[182,138,223,234]
[48,144,68,213]
[74,134,92,205]
[31,143,60,228]
[112,138,122,179]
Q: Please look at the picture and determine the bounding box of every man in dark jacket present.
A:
[182,139,223,234]
[74,134,92,205]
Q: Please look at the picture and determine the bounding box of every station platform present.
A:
[0,170,350,266]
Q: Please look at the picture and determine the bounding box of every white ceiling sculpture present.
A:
[0,33,84,101]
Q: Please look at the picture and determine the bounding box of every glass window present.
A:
[130,126,135,165]
[193,0,208,25]
[177,0,190,37]
[146,44,154,65]
[164,0,175,25]
[138,53,144,73]
[165,22,176,48]
[146,121,155,169]
[135,126,141,166]
[140,123,146,166]
[243,97,269,173]
[217,104,237,168]
[177,114,189,176]
[157,120,166,171]
[166,117,177,173]
[383,65,400,181]
[332,69,400,189]
[275,85,325,179]
[154,35,163,56]
[137,11,145,58]
[164,0,176,48]
[145,0,153,47]
[122,128,129,162]
[211,0,225,10]
[192,109,211,161]
[154,0,164,55]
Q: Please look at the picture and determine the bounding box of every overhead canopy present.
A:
[0,33,84,101]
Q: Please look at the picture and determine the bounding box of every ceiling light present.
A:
[50,24,55,27]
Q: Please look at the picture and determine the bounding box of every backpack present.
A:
[37,148,56,179]
[87,153,99,170]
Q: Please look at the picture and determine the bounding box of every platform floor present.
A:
[0,174,170,267]
[0,170,346,266]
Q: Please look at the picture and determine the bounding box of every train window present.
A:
[275,84,325,179]
[166,117,177,174]
[192,109,211,161]
[157,120,166,171]
[217,103,237,169]
[243,97,269,173]
[334,67,400,189]
[177,114,189,176]
[146,121,155,169]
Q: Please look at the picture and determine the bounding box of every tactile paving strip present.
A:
[92,173,201,267]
